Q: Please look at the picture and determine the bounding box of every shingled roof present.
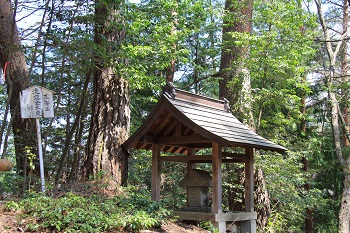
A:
[123,88,287,154]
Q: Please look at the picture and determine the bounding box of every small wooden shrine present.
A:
[123,85,287,233]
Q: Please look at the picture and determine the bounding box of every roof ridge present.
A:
[164,88,230,111]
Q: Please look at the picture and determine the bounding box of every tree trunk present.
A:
[55,71,91,184]
[0,0,36,181]
[300,75,313,233]
[219,0,254,129]
[302,157,313,233]
[83,0,130,187]
[315,0,350,230]
[219,0,270,229]
[254,168,271,229]
[339,168,350,233]
[329,88,350,233]
[341,0,349,147]
[165,7,178,83]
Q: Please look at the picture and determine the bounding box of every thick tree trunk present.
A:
[0,0,36,180]
[83,0,130,187]
[219,0,254,129]
[219,0,251,102]
[85,68,130,186]
[219,0,269,229]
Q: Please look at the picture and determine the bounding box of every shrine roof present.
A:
[123,87,287,154]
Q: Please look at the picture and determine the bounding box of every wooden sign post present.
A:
[20,86,55,193]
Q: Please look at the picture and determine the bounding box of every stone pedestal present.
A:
[187,186,209,207]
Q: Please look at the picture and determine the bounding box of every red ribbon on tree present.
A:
[1,62,10,84]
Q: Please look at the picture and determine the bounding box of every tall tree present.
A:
[83,0,130,187]
[217,0,274,229]
[314,0,350,232]
[0,0,37,183]
[340,0,349,147]
[219,0,254,129]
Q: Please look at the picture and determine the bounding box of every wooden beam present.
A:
[222,152,246,161]
[159,153,246,163]
[163,118,177,136]
[187,148,196,170]
[151,144,161,201]
[172,211,211,221]
[244,148,254,212]
[175,119,181,136]
[142,135,210,145]
[161,155,212,162]
[150,111,171,136]
[214,212,257,222]
[212,142,225,232]
[160,155,244,163]
[212,142,223,214]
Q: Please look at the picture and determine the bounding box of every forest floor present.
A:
[0,200,209,233]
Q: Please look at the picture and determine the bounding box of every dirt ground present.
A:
[0,200,209,233]
[0,201,20,233]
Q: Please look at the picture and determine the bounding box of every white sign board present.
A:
[19,86,55,193]
[20,86,54,119]
[42,88,54,118]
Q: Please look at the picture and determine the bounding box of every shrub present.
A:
[6,189,170,232]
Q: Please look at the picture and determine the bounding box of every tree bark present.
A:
[300,74,313,232]
[330,87,350,233]
[302,157,313,233]
[341,0,349,147]
[83,0,130,187]
[339,168,350,233]
[254,168,271,229]
[219,0,254,129]
[0,0,36,181]
[165,7,178,83]
[219,0,270,229]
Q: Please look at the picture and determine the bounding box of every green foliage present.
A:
[128,149,152,186]
[257,135,341,232]
[257,151,308,231]
[0,0,344,232]
[160,160,187,209]
[4,190,170,232]
[0,171,24,196]
[200,221,219,233]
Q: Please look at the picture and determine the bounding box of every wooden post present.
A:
[36,118,45,193]
[151,144,161,201]
[187,148,196,171]
[212,143,225,233]
[241,147,256,233]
